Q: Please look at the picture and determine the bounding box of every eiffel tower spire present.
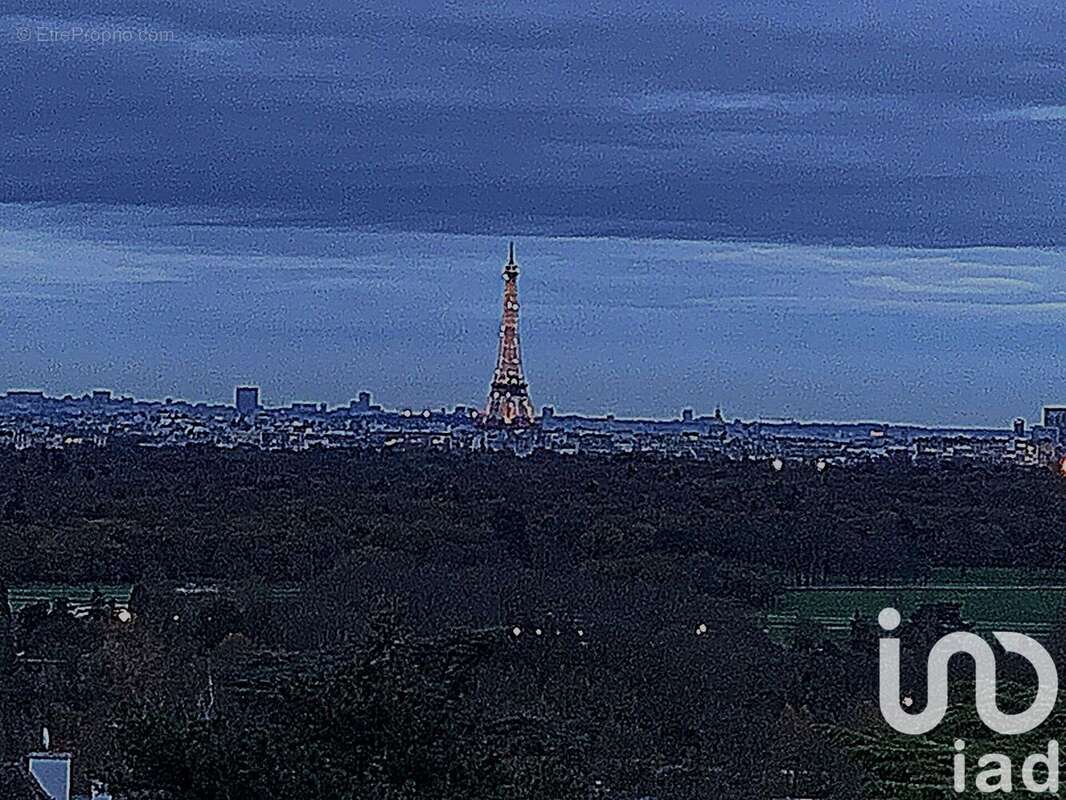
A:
[484,242,535,427]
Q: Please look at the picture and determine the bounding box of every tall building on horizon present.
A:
[483,242,536,427]
[235,386,259,416]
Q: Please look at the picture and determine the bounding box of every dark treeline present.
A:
[2,445,1065,587]
[1,446,1064,799]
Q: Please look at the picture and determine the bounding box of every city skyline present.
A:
[0,387,1049,433]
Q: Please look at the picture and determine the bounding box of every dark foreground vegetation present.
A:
[2,446,1066,799]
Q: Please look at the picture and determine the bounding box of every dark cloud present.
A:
[1,1,1065,244]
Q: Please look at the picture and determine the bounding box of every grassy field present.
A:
[6,585,133,615]
[770,568,1066,639]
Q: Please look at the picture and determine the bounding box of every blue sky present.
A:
[1,2,1065,422]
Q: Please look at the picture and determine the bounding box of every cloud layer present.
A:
[1,1,1065,245]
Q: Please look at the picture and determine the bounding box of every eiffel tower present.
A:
[483,242,536,427]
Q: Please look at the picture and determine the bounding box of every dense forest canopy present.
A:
[2,446,1064,587]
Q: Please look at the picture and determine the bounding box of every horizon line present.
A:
[2,385,1047,433]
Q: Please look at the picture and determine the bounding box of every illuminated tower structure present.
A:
[484,242,536,427]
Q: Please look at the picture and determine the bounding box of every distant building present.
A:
[5,390,46,407]
[682,408,694,423]
[1043,406,1066,426]
[350,391,372,413]
[28,751,70,800]
[90,390,111,406]
[235,386,259,416]
[6,734,111,800]
[1013,417,1026,437]
[1042,407,1066,444]
[1032,424,1060,444]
